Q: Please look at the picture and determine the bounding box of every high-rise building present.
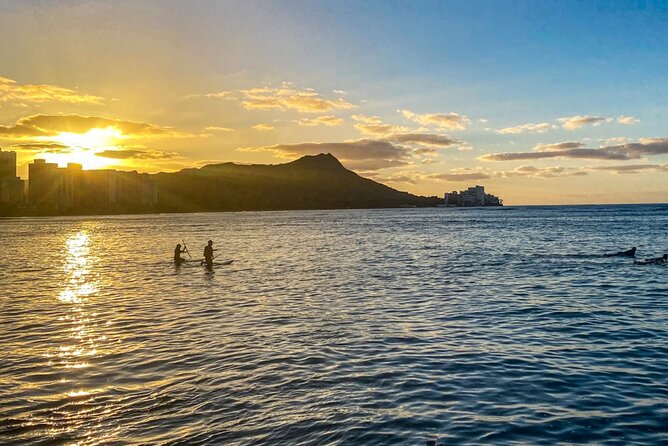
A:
[0,148,16,179]
[444,185,502,207]
[26,159,158,212]
[0,148,25,206]
[29,159,64,208]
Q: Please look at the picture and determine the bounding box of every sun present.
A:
[38,126,126,169]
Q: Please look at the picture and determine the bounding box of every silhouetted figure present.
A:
[203,240,216,268]
[606,246,636,257]
[635,254,668,265]
[174,243,187,265]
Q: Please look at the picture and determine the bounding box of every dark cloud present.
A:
[240,139,409,171]
[341,159,409,170]
[388,133,459,148]
[95,149,181,160]
[589,164,668,174]
[480,139,668,162]
[373,174,418,184]
[413,147,438,155]
[0,114,187,139]
[10,142,69,152]
[533,142,587,151]
[498,165,588,178]
[427,171,492,182]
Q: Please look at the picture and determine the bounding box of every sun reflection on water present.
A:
[59,232,98,304]
[47,229,112,439]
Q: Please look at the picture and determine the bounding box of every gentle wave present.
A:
[1,205,667,444]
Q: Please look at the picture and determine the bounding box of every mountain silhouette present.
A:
[154,153,442,212]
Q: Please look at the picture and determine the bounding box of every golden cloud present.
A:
[400,109,471,130]
[497,122,554,134]
[0,114,188,139]
[296,115,344,127]
[558,115,609,130]
[352,114,409,135]
[0,76,104,104]
[204,126,234,132]
[202,85,354,113]
[252,123,275,131]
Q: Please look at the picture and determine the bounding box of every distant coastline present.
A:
[1,153,445,217]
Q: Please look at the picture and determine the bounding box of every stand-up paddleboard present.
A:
[634,259,667,266]
[201,259,234,267]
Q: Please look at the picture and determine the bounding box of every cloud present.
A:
[368,172,420,185]
[202,91,237,99]
[352,115,462,148]
[295,115,344,127]
[498,115,638,133]
[388,132,460,148]
[11,142,73,154]
[413,147,438,156]
[479,139,668,162]
[423,161,665,185]
[558,115,609,130]
[601,136,629,146]
[352,114,409,135]
[10,142,69,152]
[203,85,354,113]
[497,122,553,134]
[497,165,588,178]
[0,114,186,139]
[400,109,471,130]
[252,123,275,131]
[532,141,587,152]
[0,76,104,105]
[342,159,409,170]
[588,164,668,174]
[427,167,492,182]
[239,138,409,171]
[204,126,234,132]
[95,149,181,159]
[617,115,639,125]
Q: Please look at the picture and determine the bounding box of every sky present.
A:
[0,0,667,205]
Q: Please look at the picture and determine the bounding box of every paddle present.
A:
[181,239,192,259]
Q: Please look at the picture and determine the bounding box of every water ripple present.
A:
[1,206,667,444]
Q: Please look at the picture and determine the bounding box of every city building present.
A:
[0,148,26,205]
[0,148,16,179]
[27,159,158,212]
[444,185,502,207]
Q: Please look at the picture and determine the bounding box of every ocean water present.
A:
[1,205,667,445]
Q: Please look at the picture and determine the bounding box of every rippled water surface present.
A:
[1,205,668,445]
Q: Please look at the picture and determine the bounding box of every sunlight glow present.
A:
[39,126,126,169]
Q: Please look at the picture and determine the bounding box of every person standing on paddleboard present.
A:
[174,243,187,265]
[203,240,216,268]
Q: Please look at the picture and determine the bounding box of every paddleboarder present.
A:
[203,240,216,268]
[174,243,188,265]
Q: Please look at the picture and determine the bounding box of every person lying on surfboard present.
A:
[605,247,636,257]
[634,254,667,265]
[174,243,188,265]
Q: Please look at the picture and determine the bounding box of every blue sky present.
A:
[0,0,667,203]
